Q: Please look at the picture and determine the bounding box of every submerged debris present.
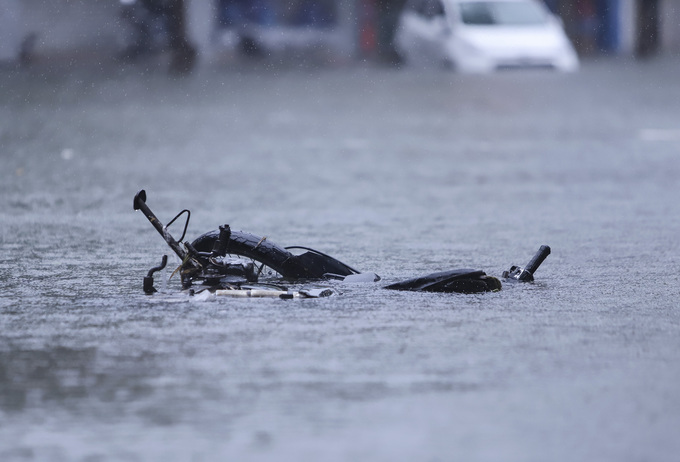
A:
[134,190,550,297]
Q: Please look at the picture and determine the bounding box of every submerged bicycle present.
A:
[134,190,550,298]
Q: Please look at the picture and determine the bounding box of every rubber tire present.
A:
[191,229,311,278]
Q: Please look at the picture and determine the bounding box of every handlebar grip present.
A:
[524,245,551,276]
[133,189,147,210]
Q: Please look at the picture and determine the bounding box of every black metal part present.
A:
[135,191,552,297]
[200,260,258,285]
[525,245,551,276]
[135,190,209,291]
[211,224,231,258]
[134,190,188,262]
[191,230,358,280]
[143,254,168,294]
[183,241,207,266]
[147,254,168,278]
[135,190,368,294]
[165,209,191,243]
[284,246,360,275]
[502,245,551,282]
[143,277,156,294]
[384,269,502,294]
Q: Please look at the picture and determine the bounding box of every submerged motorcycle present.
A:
[134,190,550,298]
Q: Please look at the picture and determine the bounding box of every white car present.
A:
[394,0,579,72]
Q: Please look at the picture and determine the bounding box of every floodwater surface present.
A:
[1,58,679,461]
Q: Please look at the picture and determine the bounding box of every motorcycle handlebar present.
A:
[525,245,551,276]
[134,189,188,262]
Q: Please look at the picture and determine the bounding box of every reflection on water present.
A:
[0,347,159,413]
[0,347,95,412]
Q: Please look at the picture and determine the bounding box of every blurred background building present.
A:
[1,0,679,67]
[545,0,679,57]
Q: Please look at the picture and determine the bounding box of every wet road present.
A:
[1,57,680,461]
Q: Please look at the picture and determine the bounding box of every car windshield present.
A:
[458,1,548,26]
